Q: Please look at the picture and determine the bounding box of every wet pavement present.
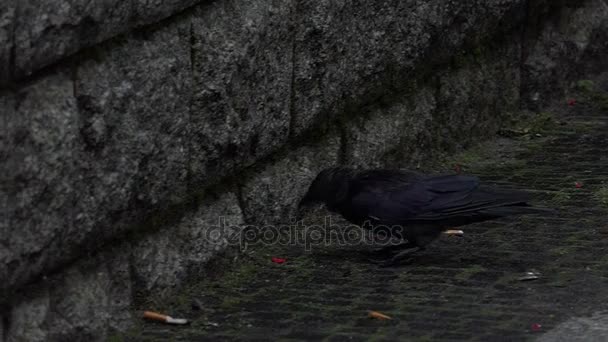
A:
[130,82,608,341]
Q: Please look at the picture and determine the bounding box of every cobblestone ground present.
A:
[131,80,608,341]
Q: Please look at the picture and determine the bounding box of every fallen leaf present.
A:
[454,164,462,174]
[575,182,583,188]
[531,323,542,331]
[271,257,286,264]
[567,99,576,106]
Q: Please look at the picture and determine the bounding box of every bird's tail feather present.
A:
[410,200,554,226]
[479,205,556,217]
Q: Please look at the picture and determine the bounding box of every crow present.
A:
[298,167,550,265]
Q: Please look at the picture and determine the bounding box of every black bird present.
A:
[298,167,549,265]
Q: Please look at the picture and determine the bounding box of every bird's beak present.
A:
[296,194,313,221]
[297,193,312,210]
[296,210,305,222]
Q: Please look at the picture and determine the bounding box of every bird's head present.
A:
[298,167,354,210]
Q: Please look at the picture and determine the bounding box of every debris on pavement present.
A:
[531,323,543,332]
[271,257,287,264]
[368,310,392,320]
[498,127,530,137]
[568,98,576,106]
[143,311,189,325]
[443,229,464,237]
[575,181,583,188]
[519,270,541,281]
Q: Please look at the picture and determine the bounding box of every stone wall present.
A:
[1,0,607,340]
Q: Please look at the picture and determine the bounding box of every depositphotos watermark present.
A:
[204,216,407,251]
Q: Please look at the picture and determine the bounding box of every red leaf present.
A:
[567,99,576,106]
[271,257,286,264]
[531,323,542,332]
[575,182,583,188]
[454,164,462,174]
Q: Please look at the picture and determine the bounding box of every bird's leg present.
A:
[366,242,414,257]
[379,246,424,267]
[367,241,419,264]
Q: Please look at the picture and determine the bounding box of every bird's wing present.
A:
[350,173,500,225]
